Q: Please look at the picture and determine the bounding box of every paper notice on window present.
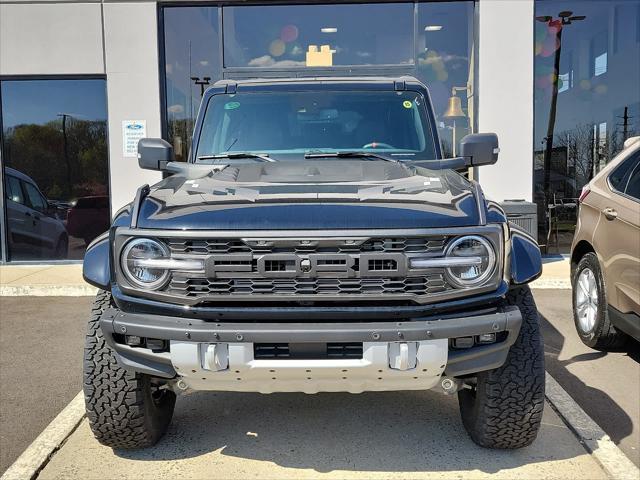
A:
[122,120,146,157]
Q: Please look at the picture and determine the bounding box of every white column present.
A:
[476,0,534,202]
[103,2,163,213]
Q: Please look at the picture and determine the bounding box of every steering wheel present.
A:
[362,142,395,149]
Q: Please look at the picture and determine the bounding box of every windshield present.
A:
[195,90,437,161]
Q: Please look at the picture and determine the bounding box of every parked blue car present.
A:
[83,76,544,450]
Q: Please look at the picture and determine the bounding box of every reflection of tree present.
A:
[3,119,108,201]
[552,120,639,191]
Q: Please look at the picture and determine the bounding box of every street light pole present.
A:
[536,11,584,239]
[57,113,73,197]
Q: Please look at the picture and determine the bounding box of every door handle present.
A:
[603,208,618,221]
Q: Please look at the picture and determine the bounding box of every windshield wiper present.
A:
[304,151,398,163]
[197,152,275,163]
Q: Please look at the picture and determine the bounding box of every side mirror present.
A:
[137,138,174,171]
[459,133,499,167]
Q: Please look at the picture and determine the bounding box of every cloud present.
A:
[247,55,306,68]
[168,104,185,114]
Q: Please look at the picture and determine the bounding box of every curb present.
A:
[0,391,85,480]
[545,372,640,480]
[0,285,97,297]
[530,279,571,289]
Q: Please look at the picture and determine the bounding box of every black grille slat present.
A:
[169,274,448,297]
[163,236,446,255]
[254,343,363,359]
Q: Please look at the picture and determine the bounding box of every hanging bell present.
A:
[443,95,466,119]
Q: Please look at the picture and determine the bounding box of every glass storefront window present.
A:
[223,3,414,68]
[161,2,474,161]
[163,6,221,161]
[534,0,640,252]
[416,1,474,158]
[1,78,109,261]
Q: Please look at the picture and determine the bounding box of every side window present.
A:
[23,182,47,212]
[624,162,640,201]
[608,154,637,192]
[5,176,25,205]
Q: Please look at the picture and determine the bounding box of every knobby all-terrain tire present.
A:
[572,252,628,351]
[83,290,176,449]
[458,285,545,449]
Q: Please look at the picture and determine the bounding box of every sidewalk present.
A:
[0,264,96,296]
[0,257,571,296]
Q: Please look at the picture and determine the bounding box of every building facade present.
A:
[0,0,638,262]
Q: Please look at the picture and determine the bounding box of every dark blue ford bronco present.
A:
[83,76,544,450]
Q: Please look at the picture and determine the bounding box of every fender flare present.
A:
[83,232,111,290]
[509,227,542,285]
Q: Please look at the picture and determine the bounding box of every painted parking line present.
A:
[0,392,85,480]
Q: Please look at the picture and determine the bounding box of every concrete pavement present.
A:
[38,391,607,480]
[534,289,640,467]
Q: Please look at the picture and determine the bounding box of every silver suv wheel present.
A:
[575,267,598,333]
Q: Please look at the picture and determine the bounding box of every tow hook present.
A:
[440,376,462,394]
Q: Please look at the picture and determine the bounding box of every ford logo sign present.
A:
[126,123,143,130]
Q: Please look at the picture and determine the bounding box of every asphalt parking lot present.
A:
[0,290,638,477]
[0,296,92,474]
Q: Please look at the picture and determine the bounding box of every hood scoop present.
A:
[215,160,412,184]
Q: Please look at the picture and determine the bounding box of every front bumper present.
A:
[100,305,522,392]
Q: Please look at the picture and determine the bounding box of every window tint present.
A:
[1,78,110,261]
[5,176,24,205]
[624,162,640,200]
[416,1,474,158]
[223,3,414,67]
[534,0,640,252]
[196,91,435,159]
[23,182,47,212]
[609,154,638,192]
[163,7,221,161]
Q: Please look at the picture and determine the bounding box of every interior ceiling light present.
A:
[424,25,443,31]
[321,27,338,33]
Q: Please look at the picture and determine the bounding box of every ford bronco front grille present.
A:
[115,227,504,306]
[159,235,454,301]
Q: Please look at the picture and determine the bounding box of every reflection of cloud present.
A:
[355,51,372,58]
[166,63,174,74]
[247,55,306,67]
[199,60,209,66]
[291,45,304,56]
[168,104,185,114]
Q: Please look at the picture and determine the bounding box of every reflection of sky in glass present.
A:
[534,0,640,149]
[1,80,107,128]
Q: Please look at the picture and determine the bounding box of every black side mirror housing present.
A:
[459,133,499,167]
[138,138,174,171]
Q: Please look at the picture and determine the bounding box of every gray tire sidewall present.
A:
[572,253,607,347]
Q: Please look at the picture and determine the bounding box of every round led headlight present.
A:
[444,235,496,287]
[120,238,170,290]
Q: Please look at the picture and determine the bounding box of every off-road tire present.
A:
[83,290,176,449]
[458,285,545,449]
[572,253,628,350]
